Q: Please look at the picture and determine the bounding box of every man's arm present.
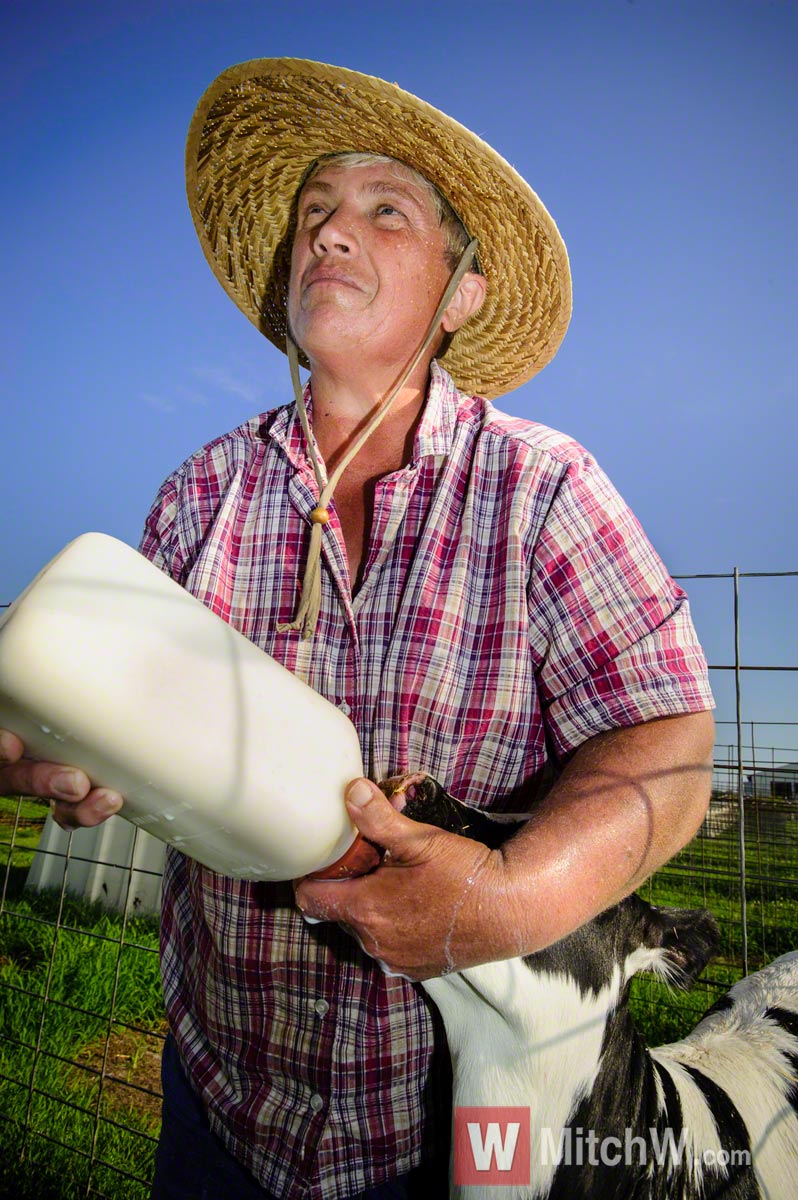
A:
[294,709,715,979]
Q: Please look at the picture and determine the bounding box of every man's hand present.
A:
[294,778,508,980]
[294,711,715,982]
[0,729,123,830]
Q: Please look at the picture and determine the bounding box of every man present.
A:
[0,59,715,1199]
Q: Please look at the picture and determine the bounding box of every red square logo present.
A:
[454,1106,531,1186]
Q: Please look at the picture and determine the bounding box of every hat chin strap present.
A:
[277,237,479,640]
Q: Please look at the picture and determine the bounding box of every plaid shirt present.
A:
[139,362,713,1199]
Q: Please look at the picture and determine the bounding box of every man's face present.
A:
[288,161,453,370]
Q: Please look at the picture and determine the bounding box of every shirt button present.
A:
[310,1093,325,1113]
[338,701,351,716]
[314,998,330,1017]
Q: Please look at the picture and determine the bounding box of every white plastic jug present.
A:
[0,533,366,880]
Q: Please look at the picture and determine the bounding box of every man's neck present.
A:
[307,358,432,477]
[299,358,434,591]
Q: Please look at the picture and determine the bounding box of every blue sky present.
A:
[2,0,796,756]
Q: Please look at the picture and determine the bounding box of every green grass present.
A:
[0,794,50,873]
[1,795,165,1197]
[0,860,163,1199]
[630,797,798,1044]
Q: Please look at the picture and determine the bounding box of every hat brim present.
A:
[186,58,571,399]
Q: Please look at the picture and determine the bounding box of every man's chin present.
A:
[293,314,371,359]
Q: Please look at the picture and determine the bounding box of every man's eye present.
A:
[302,204,326,220]
[376,205,402,217]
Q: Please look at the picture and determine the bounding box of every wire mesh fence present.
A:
[0,802,164,1199]
[1,567,796,1197]
[632,570,798,1038]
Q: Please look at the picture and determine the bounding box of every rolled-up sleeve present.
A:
[138,474,184,580]
[527,449,714,758]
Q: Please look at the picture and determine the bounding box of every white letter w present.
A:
[467,1121,521,1172]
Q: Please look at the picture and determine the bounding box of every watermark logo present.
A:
[454,1108,751,1184]
[453,1106,530,1185]
[540,1126,751,1170]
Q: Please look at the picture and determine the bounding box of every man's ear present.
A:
[442,272,487,333]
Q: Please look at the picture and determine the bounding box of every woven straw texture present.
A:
[185,58,572,399]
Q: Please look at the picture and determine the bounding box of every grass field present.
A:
[630,796,798,1041]
[1,792,796,1197]
[1,796,163,1199]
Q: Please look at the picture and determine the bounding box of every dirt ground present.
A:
[72,1023,167,1128]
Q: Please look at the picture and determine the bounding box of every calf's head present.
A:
[382,771,719,996]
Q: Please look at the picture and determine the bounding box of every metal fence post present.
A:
[733,566,749,976]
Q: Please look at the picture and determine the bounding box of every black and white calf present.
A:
[388,775,798,1200]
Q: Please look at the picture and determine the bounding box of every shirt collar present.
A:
[412,360,461,460]
[266,382,319,478]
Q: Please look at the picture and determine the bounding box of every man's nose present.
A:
[311,208,359,256]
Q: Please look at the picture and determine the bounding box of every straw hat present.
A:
[185,58,571,400]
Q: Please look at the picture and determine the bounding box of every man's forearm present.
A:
[294,710,715,979]
[499,710,716,956]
